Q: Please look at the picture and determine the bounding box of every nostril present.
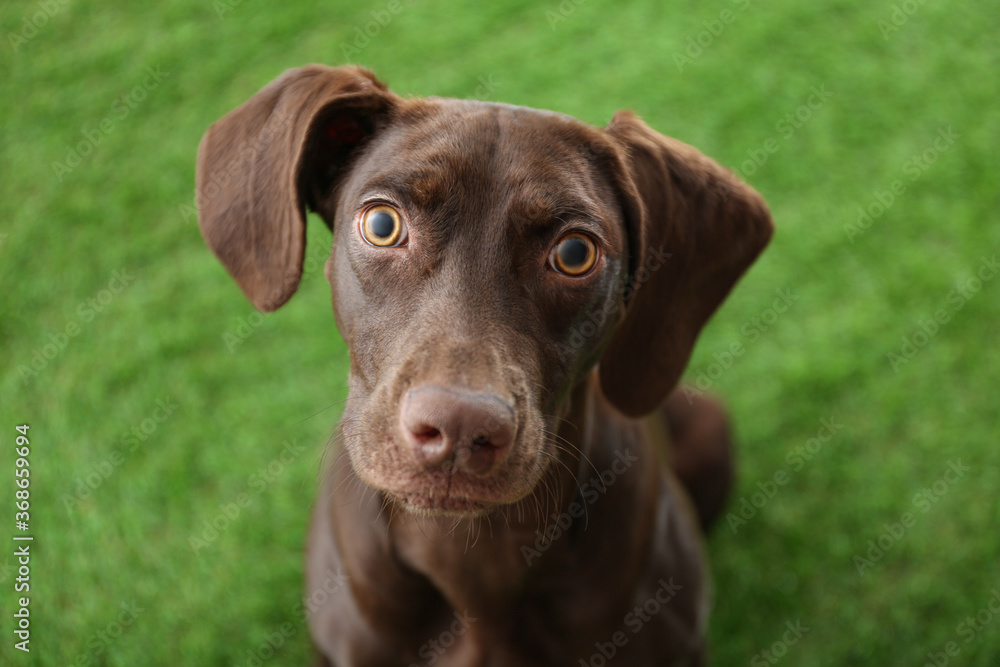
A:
[412,426,441,444]
[401,385,515,472]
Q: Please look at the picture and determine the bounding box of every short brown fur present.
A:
[197,65,773,666]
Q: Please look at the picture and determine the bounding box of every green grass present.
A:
[1,0,998,664]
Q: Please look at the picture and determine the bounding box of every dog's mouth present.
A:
[377,458,549,517]
[351,437,553,519]
[344,372,552,518]
[392,490,493,516]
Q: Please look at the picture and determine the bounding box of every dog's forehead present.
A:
[352,97,619,225]
[424,97,580,124]
[391,97,604,170]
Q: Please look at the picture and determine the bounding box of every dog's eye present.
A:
[551,233,598,276]
[360,205,406,247]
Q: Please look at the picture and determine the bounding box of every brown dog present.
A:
[196,65,772,666]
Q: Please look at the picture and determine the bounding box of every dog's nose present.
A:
[400,386,515,474]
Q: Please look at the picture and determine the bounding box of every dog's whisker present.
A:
[385,497,401,534]
[539,445,585,500]
[415,513,437,544]
[327,455,371,509]
[329,478,367,509]
[293,395,371,428]
[372,492,393,528]
[542,412,580,432]
[540,426,602,486]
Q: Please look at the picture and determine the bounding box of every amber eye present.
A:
[551,233,598,276]
[360,205,406,247]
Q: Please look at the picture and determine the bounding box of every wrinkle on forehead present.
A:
[365,99,621,235]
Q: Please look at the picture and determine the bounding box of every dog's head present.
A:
[197,65,772,516]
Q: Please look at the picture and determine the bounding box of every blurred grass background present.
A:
[1,0,998,664]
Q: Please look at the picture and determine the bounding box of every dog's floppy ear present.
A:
[196,65,396,311]
[599,110,774,417]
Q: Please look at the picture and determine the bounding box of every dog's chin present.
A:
[352,443,553,519]
[392,491,495,518]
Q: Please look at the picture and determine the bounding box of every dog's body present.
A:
[197,65,772,666]
[305,382,719,666]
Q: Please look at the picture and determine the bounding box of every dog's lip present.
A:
[393,491,492,515]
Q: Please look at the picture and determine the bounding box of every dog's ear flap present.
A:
[599,111,773,417]
[196,65,395,311]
